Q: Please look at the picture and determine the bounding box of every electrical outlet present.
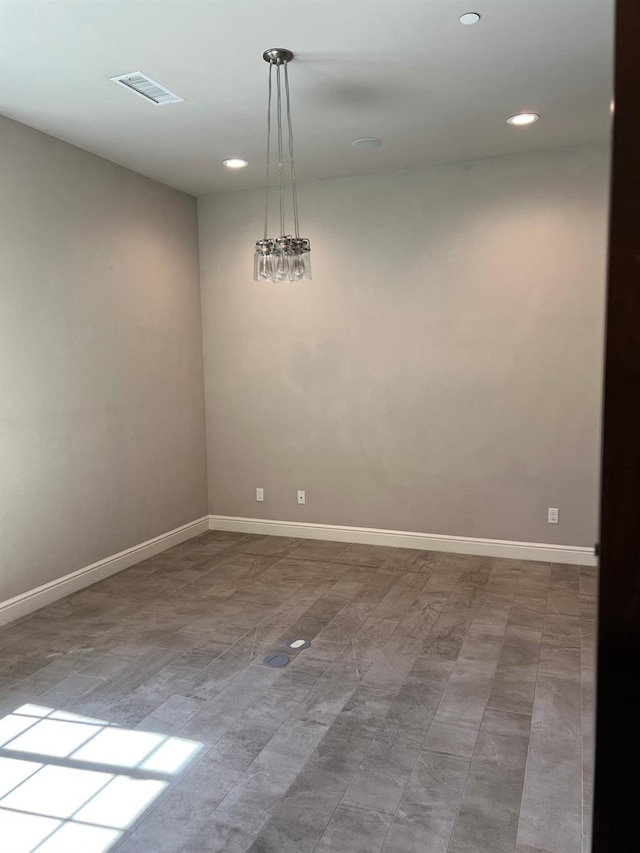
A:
[256,488,264,502]
[297,490,306,505]
[548,507,559,524]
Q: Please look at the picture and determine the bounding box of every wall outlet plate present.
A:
[297,490,306,505]
[548,507,559,524]
[256,488,264,502]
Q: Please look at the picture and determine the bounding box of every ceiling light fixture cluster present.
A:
[239,28,538,275]
[254,48,311,283]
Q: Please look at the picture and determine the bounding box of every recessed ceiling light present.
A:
[459,12,481,25]
[223,158,248,169]
[507,113,540,126]
[351,137,383,149]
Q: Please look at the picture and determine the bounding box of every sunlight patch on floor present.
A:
[0,704,202,853]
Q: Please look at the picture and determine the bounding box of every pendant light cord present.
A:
[276,64,285,238]
[284,62,300,240]
[263,61,273,241]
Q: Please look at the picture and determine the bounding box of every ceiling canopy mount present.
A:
[262,48,294,66]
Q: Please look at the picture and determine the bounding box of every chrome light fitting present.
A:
[254,48,311,282]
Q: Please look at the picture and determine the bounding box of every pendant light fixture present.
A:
[254,48,311,282]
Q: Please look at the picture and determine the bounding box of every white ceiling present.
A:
[0,0,614,196]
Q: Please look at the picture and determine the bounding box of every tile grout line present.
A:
[579,565,595,853]
[303,567,414,851]
[402,571,483,831]
[356,556,484,853]
[120,550,367,851]
[513,562,556,850]
[307,558,447,852]
[443,559,523,853]
[131,664,297,853]
[180,640,360,853]
[579,565,586,851]
[178,679,330,853]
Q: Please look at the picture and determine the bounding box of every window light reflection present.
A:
[0,704,202,853]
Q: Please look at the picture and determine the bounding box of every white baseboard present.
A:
[0,517,209,628]
[0,513,594,631]
[208,514,597,567]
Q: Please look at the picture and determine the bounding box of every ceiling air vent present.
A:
[110,72,184,105]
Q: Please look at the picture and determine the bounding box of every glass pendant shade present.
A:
[254,252,273,282]
[291,238,311,280]
[254,49,311,283]
[254,239,274,281]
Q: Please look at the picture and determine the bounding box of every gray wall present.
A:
[199,144,609,547]
[0,115,208,601]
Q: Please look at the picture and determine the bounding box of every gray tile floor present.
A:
[0,532,595,853]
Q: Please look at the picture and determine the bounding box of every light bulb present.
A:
[275,253,290,281]
[291,255,305,280]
